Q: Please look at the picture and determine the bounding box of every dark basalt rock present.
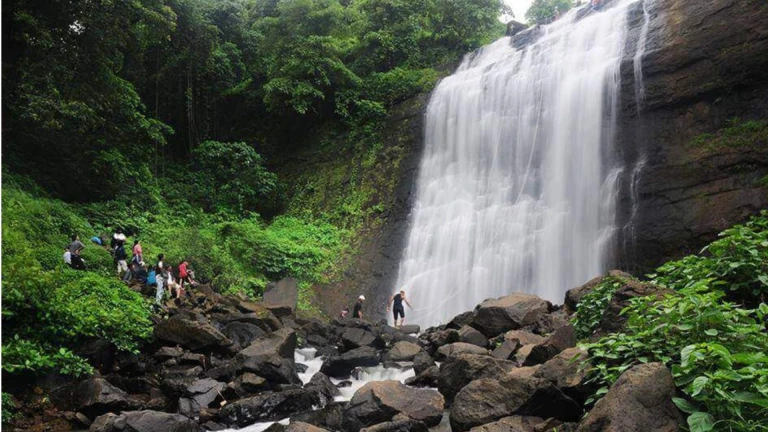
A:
[235,328,300,385]
[320,346,380,378]
[154,313,232,351]
[575,363,683,432]
[219,389,319,427]
[469,293,552,338]
[89,410,203,432]
[437,353,516,403]
[342,381,444,432]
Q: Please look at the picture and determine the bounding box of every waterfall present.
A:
[394,1,642,328]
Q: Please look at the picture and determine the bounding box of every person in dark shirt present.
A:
[387,290,413,327]
[67,234,85,254]
[70,249,87,270]
[133,263,148,284]
[352,295,365,319]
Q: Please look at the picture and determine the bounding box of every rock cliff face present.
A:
[614,0,768,271]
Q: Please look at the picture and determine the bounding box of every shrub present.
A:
[572,276,624,339]
[650,212,768,303]
[582,285,768,431]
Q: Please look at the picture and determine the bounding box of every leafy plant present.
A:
[650,211,768,303]
[572,276,624,339]
[582,284,768,431]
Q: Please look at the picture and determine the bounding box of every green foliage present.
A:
[2,392,18,426]
[2,187,153,377]
[583,286,768,431]
[572,276,624,339]
[191,140,283,215]
[650,212,768,302]
[688,118,768,151]
[526,0,575,25]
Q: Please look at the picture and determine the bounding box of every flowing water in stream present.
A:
[394,0,649,328]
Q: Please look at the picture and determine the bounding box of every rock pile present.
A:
[40,273,683,432]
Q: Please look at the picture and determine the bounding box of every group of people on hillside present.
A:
[64,228,196,306]
[341,289,413,328]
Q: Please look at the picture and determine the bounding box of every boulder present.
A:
[447,311,475,330]
[155,314,232,351]
[469,416,543,432]
[154,346,184,360]
[575,363,684,432]
[342,381,444,432]
[397,325,420,335]
[360,419,429,432]
[306,372,341,407]
[458,326,488,348]
[503,330,545,346]
[435,342,488,360]
[563,272,631,312]
[534,348,590,403]
[341,327,384,350]
[469,294,552,338]
[419,328,459,355]
[320,346,380,378]
[292,402,346,431]
[178,378,226,419]
[518,324,576,367]
[89,410,202,432]
[405,366,439,388]
[236,328,300,385]
[52,378,137,418]
[450,375,580,432]
[212,312,282,333]
[412,351,436,375]
[284,421,329,432]
[383,341,422,362]
[491,340,520,360]
[437,353,516,402]
[221,322,266,352]
[263,278,299,317]
[219,389,318,427]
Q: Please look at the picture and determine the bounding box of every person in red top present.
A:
[178,260,193,292]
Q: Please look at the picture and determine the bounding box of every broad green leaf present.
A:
[691,376,709,396]
[672,397,698,414]
[687,412,714,432]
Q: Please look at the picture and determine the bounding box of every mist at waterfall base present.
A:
[394,0,647,329]
[220,348,415,432]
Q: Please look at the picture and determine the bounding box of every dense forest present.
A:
[1,0,508,397]
[2,0,768,431]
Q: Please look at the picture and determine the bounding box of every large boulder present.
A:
[306,372,341,407]
[419,328,459,355]
[468,416,543,432]
[563,271,631,312]
[450,375,580,432]
[360,418,429,432]
[575,363,684,432]
[491,340,520,361]
[458,326,489,348]
[437,353,516,402]
[397,325,420,335]
[534,348,590,403]
[469,294,552,338]
[517,324,576,367]
[178,378,226,419]
[405,366,440,388]
[412,351,436,375]
[342,381,444,432]
[435,342,488,360]
[221,322,266,352]
[236,328,300,385]
[90,410,202,432]
[52,378,137,418]
[155,313,232,351]
[292,402,346,431]
[219,389,318,427]
[320,346,380,378]
[383,341,422,362]
[341,327,384,351]
[263,278,299,317]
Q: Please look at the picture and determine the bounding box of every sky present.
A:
[503,0,534,23]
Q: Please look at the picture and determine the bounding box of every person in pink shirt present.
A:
[132,239,143,265]
[178,260,193,293]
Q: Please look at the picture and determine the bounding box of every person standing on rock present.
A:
[353,295,365,319]
[387,290,412,327]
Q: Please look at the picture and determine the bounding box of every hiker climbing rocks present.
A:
[111,227,126,249]
[387,289,413,327]
[132,239,143,265]
[67,234,85,255]
[155,254,166,305]
[115,242,128,275]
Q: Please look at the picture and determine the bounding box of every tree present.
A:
[525,0,575,25]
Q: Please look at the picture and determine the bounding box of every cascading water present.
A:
[394,1,645,328]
